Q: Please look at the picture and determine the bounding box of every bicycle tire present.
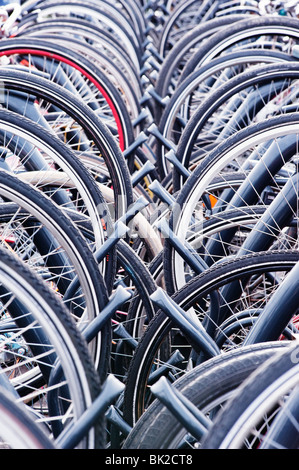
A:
[123,341,290,448]
[174,62,299,191]
[0,170,111,380]
[0,106,118,289]
[166,113,299,292]
[28,34,142,128]
[156,49,293,178]
[17,18,142,99]
[158,0,234,58]
[0,244,104,448]
[0,387,55,448]
[0,37,135,153]
[201,341,299,449]
[18,0,143,67]
[0,68,134,218]
[180,15,299,81]
[123,250,299,425]
[154,14,247,118]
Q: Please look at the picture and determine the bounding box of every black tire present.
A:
[123,341,290,448]
[0,107,117,289]
[180,15,299,82]
[156,49,293,179]
[165,113,299,293]
[18,0,143,66]
[154,14,247,120]
[0,387,55,448]
[17,18,142,102]
[0,170,111,380]
[201,342,299,449]
[0,67,134,219]
[174,62,299,191]
[0,244,104,448]
[123,250,299,425]
[0,37,135,153]
[111,240,158,381]
[158,0,240,58]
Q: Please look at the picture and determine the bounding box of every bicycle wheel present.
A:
[18,0,143,69]
[16,18,143,101]
[123,341,290,448]
[0,387,55,448]
[154,14,247,114]
[0,170,111,379]
[0,68,134,219]
[30,34,142,130]
[173,62,299,191]
[0,37,135,152]
[155,49,293,178]
[157,0,235,58]
[165,113,299,293]
[0,104,120,279]
[201,341,299,449]
[123,250,299,425]
[0,244,104,448]
[180,15,299,82]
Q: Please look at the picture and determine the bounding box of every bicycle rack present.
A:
[139,60,153,77]
[132,108,152,129]
[165,149,213,212]
[106,405,132,438]
[118,196,150,226]
[113,323,138,350]
[150,287,220,358]
[123,131,148,160]
[145,41,164,65]
[47,285,132,438]
[82,286,132,343]
[131,160,156,187]
[149,179,175,207]
[64,197,150,307]
[156,218,220,336]
[147,349,185,385]
[3,0,299,451]
[147,122,176,150]
[165,149,191,179]
[56,374,125,449]
[151,376,212,441]
[157,219,207,272]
